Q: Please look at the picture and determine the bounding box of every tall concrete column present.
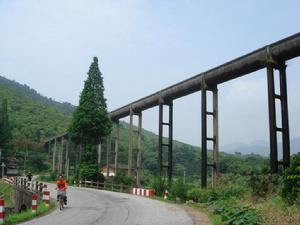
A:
[98,142,102,169]
[212,87,219,188]
[136,112,142,187]
[267,66,278,173]
[201,89,207,188]
[128,108,134,176]
[279,63,290,168]
[114,120,119,176]
[106,135,111,177]
[52,138,57,172]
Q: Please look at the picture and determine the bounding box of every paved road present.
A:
[20,184,194,225]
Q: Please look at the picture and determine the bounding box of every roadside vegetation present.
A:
[4,201,56,225]
[149,152,300,225]
[0,181,12,207]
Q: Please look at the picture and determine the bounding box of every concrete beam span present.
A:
[109,32,300,121]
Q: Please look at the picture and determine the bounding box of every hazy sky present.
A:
[0,0,299,148]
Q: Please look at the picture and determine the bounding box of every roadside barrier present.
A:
[164,190,169,199]
[132,188,155,197]
[42,184,50,207]
[32,194,38,213]
[0,199,5,224]
[3,176,14,185]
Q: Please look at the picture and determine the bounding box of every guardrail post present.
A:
[0,199,4,224]
[32,194,38,213]
[111,182,114,191]
[96,181,99,189]
[120,183,123,192]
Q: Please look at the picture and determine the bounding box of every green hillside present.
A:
[0,81,70,141]
[0,75,268,177]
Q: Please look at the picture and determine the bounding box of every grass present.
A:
[253,195,300,225]
[4,201,56,224]
[0,180,13,207]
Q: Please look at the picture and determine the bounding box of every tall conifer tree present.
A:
[69,57,111,180]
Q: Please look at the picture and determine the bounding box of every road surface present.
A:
[20,184,194,225]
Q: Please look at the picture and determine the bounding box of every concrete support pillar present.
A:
[157,101,173,181]
[279,63,290,168]
[106,135,111,177]
[212,87,219,188]
[201,89,207,188]
[65,140,69,178]
[267,62,291,172]
[136,112,142,187]
[267,66,278,173]
[98,142,102,169]
[52,138,57,173]
[114,120,119,177]
[128,108,134,176]
[201,85,219,188]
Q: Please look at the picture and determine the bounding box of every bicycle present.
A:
[56,189,66,210]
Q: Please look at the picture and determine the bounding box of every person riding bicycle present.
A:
[56,175,67,205]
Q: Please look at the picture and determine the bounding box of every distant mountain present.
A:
[221,137,300,157]
[0,75,75,115]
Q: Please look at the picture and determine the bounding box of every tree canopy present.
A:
[69,57,112,146]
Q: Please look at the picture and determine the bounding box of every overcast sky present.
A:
[0,0,299,148]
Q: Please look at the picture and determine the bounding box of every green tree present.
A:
[69,57,112,145]
[0,99,12,148]
[69,57,112,181]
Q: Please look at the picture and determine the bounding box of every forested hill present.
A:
[0,76,70,141]
[0,75,75,115]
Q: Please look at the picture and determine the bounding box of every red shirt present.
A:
[56,180,67,190]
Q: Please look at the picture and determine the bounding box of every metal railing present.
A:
[13,177,44,196]
[78,180,132,194]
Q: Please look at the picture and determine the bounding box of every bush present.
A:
[186,185,245,203]
[247,174,279,197]
[281,153,300,205]
[76,164,105,182]
[170,178,187,201]
[151,176,166,196]
[187,188,217,203]
[215,184,247,200]
[213,201,261,225]
[113,173,134,186]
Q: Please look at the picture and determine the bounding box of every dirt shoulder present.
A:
[181,204,212,225]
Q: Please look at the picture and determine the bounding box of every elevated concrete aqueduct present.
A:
[45,32,300,188]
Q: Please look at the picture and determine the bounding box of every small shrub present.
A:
[169,178,187,201]
[187,188,217,203]
[215,184,247,200]
[113,173,134,186]
[247,174,279,197]
[151,176,166,196]
[76,164,105,182]
[213,202,261,225]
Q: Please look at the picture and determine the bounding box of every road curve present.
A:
[20,184,194,225]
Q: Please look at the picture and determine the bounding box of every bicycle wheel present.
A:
[59,195,64,210]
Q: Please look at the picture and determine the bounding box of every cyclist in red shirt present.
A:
[56,175,67,205]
